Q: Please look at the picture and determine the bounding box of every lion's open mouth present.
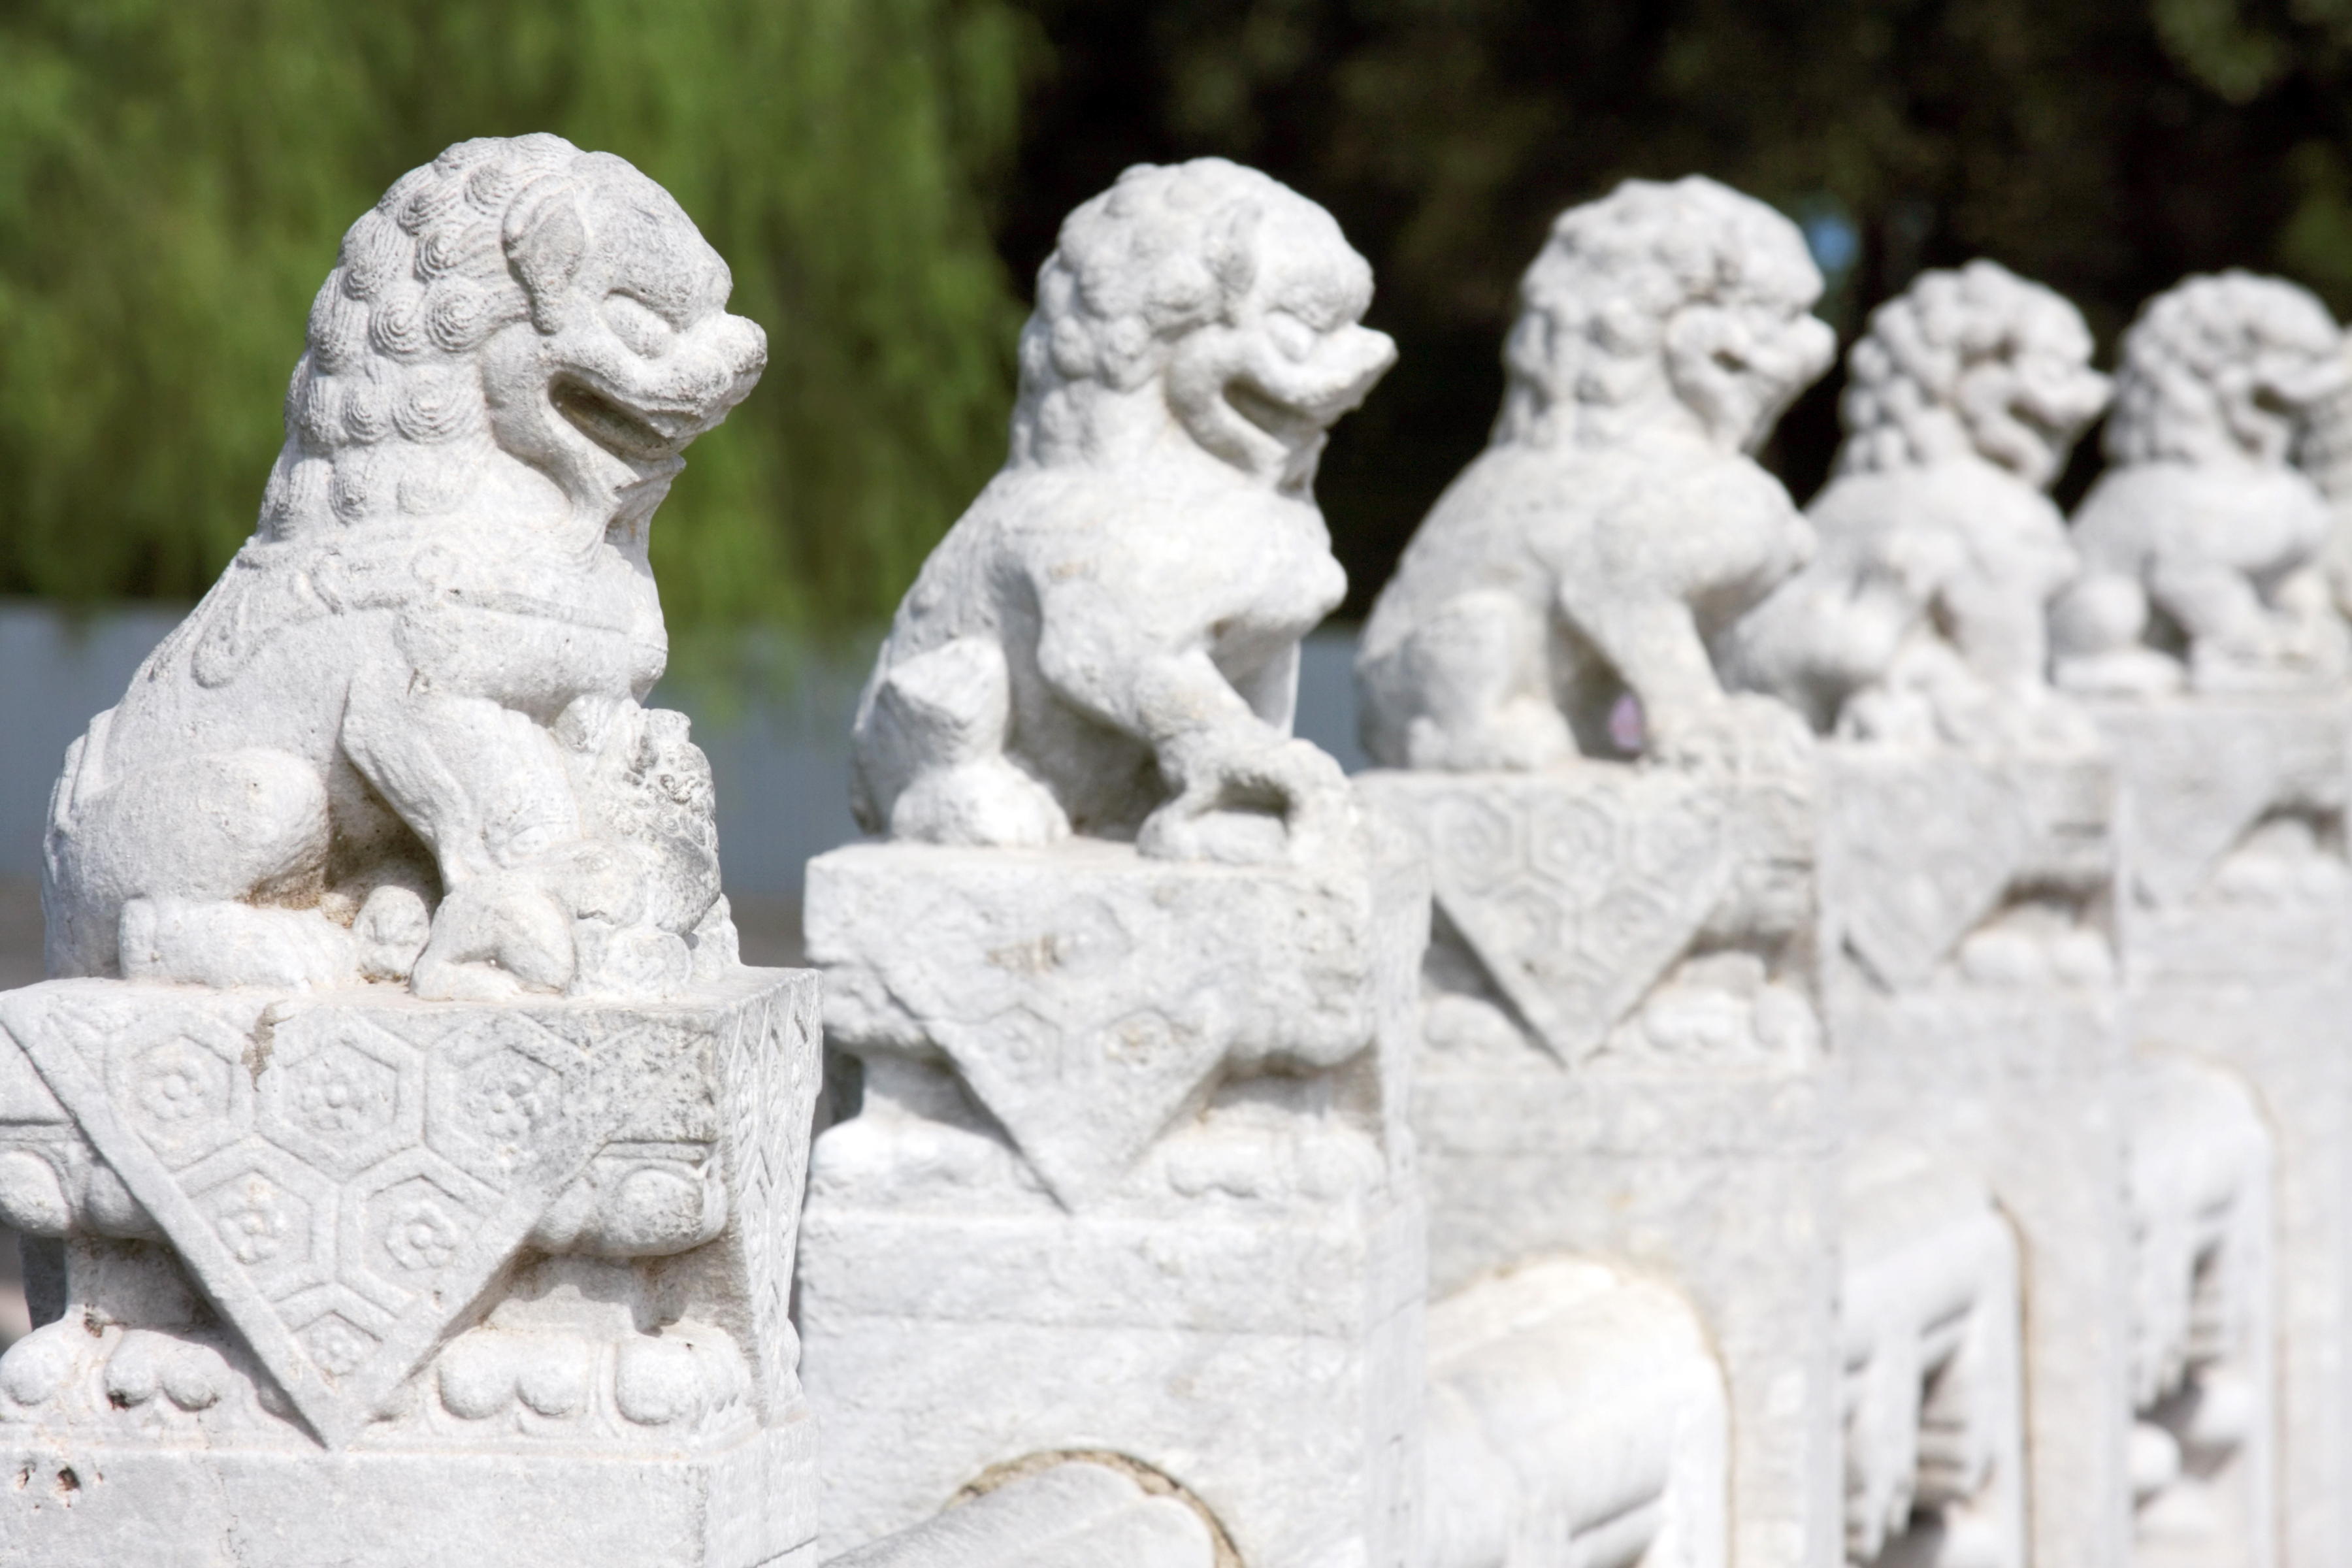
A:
[1226,378,1316,447]
[552,376,683,466]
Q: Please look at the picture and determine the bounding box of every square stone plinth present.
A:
[800,832,1429,1567]
[0,967,821,1568]
[1359,764,1837,1568]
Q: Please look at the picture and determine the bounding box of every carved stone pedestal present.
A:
[796,833,1428,1568]
[1359,764,1835,1568]
[2095,695,2347,1568]
[0,970,822,1568]
[1819,747,2133,1568]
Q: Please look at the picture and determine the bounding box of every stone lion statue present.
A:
[847,159,1396,864]
[1356,176,1835,774]
[43,135,766,998]
[1724,260,2111,751]
[2051,271,2347,694]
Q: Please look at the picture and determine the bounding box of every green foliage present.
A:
[0,0,1035,637]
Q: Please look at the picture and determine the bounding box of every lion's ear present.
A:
[506,184,589,333]
[1205,202,1261,308]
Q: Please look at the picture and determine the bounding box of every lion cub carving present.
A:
[1725,261,2111,752]
[44,136,766,998]
[2051,272,2347,695]
[1356,176,1835,774]
[848,160,1396,864]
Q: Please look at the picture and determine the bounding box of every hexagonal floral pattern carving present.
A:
[0,977,785,1453]
[187,1147,335,1301]
[344,1151,498,1307]
[1362,772,1742,1062]
[259,1016,420,1178]
[106,1016,253,1169]
[426,1015,588,1185]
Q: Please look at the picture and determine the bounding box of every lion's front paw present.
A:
[1141,732,1358,866]
[1648,693,1813,776]
[410,875,575,1001]
[1403,700,1576,773]
[889,757,1071,847]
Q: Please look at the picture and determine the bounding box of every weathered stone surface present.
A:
[799,830,1428,1567]
[0,137,813,1568]
[796,159,1428,1568]
[0,969,821,1567]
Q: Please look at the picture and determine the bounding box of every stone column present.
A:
[1818,747,2133,1568]
[0,973,821,1567]
[2095,694,2346,1568]
[798,834,1428,1565]
[2047,270,2352,1568]
[786,158,1422,1565]
[1360,764,1837,1568]
[1354,174,1848,1568]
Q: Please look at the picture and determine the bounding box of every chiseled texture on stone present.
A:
[1356,175,1833,777]
[0,968,822,1567]
[2051,273,2347,698]
[798,160,1427,1568]
[800,832,1429,1567]
[41,134,766,1004]
[1727,261,2110,756]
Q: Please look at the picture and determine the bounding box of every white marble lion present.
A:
[2051,271,2347,695]
[847,159,1396,864]
[1356,176,1835,774]
[42,135,766,998]
[1725,260,2111,753]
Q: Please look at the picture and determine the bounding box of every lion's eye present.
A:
[1266,311,1319,364]
[602,295,676,358]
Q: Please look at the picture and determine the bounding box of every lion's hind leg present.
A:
[46,745,352,986]
[856,637,1071,846]
[1378,588,1573,772]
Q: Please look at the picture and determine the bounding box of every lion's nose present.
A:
[664,314,768,427]
[1298,325,1397,417]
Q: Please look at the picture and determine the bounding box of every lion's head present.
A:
[1010,158,1396,497]
[1834,260,2109,488]
[2106,272,2343,468]
[261,135,766,557]
[1493,175,1835,454]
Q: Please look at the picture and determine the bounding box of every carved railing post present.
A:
[1358,176,1841,1568]
[791,160,1426,1568]
[0,136,821,1568]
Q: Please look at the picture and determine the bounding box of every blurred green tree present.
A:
[0,0,1035,640]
